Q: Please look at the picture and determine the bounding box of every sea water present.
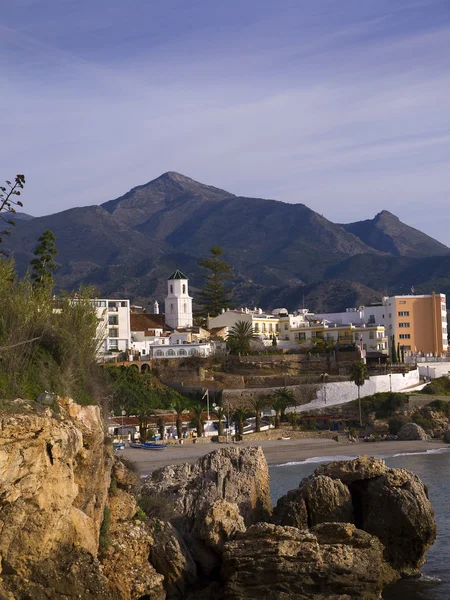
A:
[269,448,450,600]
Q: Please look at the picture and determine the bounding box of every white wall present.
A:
[291,369,420,412]
[418,363,450,379]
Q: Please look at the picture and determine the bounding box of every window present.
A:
[167,349,176,356]
[398,311,410,317]
[108,316,118,325]
[182,284,186,294]
[109,328,119,338]
[269,323,273,332]
[262,323,266,332]
[108,301,117,308]
[155,350,164,357]
[183,302,187,313]
[189,349,197,356]
[178,349,187,356]
[368,315,375,324]
[170,285,173,294]
[369,332,374,339]
[109,340,118,350]
[95,300,106,307]
[389,325,392,330]
[398,322,410,328]
[402,345,411,350]
[254,323,259,333]
[377,332,383,339]
[399,334,411,339]
[170,304,174,313]
[296,332,306,340]
[389,314,392,319]
[399,300,406,304]
[275,324,279,332]
[284,324,288,330]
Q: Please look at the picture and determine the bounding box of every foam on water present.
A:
[273,455,358,467]
[391,448,450,458]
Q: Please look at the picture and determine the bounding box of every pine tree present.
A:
[197,246,234,317]
[30,230,58,288]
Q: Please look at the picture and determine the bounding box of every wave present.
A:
[273,455,358,467]
[419,574,442,583]
[273,447,450,467]
[391,448,450,458]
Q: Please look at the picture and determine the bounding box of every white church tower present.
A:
[164,270,193,329]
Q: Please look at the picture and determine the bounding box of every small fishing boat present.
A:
[129,442,168,451]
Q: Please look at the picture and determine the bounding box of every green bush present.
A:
[354,392,409,419]
[412,413,433,431]
[422,377,450,396]
[426,399,450,416]
[99,507,111,552]
[139,494,177,521]
[388,415,410,435]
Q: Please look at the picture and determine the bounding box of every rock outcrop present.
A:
[397,422,429,440]
[273,456,436,576]
[222,522,399,600]
[0,398,166,600]
[142,446,271,598]
[141,446,272,532]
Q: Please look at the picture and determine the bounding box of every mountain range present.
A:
[4,172,450,312]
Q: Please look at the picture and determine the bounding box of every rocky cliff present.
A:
[0,397,164,600]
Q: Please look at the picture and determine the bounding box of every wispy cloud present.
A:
[0,0,449,244]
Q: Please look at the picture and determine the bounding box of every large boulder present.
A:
[272,475,353,529]
[272,456,436,576]
[222,522,399,600]
[397,422,429,441]
[141,446,272,532]
[197,499,246,553]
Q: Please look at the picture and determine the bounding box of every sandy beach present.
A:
[117,438,448,477]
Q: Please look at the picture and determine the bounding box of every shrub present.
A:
[426,399,450,416]
[388,415,410,435]
[422,377,450,396]
[412,413,433,431]
[139,494,177,521]
[355,392,409,419]
[99,507,111,552]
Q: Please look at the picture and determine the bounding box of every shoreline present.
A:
[117,438,449,476]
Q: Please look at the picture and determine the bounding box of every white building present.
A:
[94,299,131,355]
[165,270,193,329]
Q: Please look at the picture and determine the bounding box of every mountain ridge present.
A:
[4,172,450,312]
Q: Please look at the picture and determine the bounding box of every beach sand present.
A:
[117,438,448,477]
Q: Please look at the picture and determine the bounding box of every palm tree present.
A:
[157,416,165,441]
[190,403,205,437]
[172,397,188,439]
[227,320,258,355]
[233,407,249,437]
[212,405,226,436]
[250,396,268,432]
[270,388,295,427]
[349,360,369,426]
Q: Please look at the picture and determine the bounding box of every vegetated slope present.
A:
[258,279,382,313]
[342,210,450,258]
[12,212,34,220]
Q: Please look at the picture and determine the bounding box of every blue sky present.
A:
[1,0,450,242]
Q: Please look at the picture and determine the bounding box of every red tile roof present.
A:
[130,313,171,333]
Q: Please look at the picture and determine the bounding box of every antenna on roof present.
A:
[411,286,415,295]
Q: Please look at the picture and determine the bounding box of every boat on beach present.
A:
[129,441,168,451]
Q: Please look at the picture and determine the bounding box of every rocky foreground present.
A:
[0,399,437,600]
